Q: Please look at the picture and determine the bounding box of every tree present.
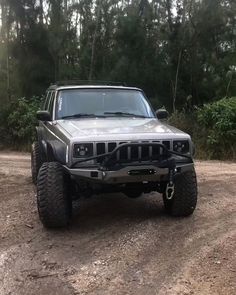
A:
[0,0,235,110]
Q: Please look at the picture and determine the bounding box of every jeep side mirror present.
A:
[156,109,168,120]
[36,110,52,121]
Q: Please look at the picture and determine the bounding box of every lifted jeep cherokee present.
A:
[31,81,197,228]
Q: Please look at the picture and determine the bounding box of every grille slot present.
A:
[152,141,160,159]
[108,142,116,152]
[163,141,170,149]
[120,142,128,160]
[96,143,106,163]
[141,143,149,160]
[152,146,160,159]
[97,143,105,155]
[131,146,139,160]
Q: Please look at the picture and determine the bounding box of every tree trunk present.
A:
[6,28,10,101]
[54,56,60,82]
[173,50,182,112]
[226,73,233,97]
[64,0,68,12]
[1,0,11,101]
[165,0,173,33]
[89,0,101,80]
[39,0,44,23]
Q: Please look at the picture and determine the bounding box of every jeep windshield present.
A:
[56,89,155,119]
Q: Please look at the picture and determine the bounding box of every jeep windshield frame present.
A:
[55,88,156,120]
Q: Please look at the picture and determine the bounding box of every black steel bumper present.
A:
[64,143,194,184]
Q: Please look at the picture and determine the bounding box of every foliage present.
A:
[168,111,197,138]
[0,1,235,158]
[169,97,236,159]
[0,97,42,148]
[0,0,236,110]
[0,106,12,147]
[197,97,236,158]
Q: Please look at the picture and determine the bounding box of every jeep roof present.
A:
[47,80,141,91]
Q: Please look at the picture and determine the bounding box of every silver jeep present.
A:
[31,82,197,228]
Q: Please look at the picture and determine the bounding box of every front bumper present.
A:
[64,161,194,184]
[64,142,194,184]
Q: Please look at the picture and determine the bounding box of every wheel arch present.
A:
[46,141,67,164]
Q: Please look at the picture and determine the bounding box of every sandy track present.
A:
[0,153,235,295]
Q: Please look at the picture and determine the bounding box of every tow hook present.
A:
[166,183,175,200]
[166,168,175,200]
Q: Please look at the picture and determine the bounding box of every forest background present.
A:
[0,0,235,158]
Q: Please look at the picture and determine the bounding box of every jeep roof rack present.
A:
[51,80,127,87]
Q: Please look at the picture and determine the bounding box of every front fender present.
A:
[47,140,68,164]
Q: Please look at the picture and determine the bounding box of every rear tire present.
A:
[37,162,71,228]
[31,141,42,185]
[163,167,197,216]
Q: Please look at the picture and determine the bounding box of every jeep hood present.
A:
[56,118,190,142]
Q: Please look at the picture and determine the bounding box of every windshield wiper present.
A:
[61,113,106,119]
[104,111,147,118]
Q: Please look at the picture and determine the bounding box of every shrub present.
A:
[0,97,42,149]
[168,110,197,138]
[169,97,236,159]
[197,97,236,159]
[0,106,12,147]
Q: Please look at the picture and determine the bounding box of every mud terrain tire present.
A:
[37,162,71,228]
[31,141,42,184]
[163,168,197,216]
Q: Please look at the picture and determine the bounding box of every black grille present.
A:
[95,141,170,163]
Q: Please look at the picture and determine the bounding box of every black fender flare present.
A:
[46,141,67,164]
[36,127,67,164]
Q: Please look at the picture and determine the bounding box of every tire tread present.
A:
[31,141,42,184]
[37,162,70,228]
[163,168,198,217]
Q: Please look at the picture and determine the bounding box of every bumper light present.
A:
[74,143,93,158]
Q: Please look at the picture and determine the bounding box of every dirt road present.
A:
[0,152,235,295]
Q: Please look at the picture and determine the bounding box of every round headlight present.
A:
[74,143,93,158]
[173,140,189,154]
[77,145,88,156]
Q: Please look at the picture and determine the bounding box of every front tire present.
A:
[31,141,42,185]
[37,162,71,228]
[163,168,197,216]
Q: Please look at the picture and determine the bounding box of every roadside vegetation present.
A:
[0,0,235,159]
[0,96,235,160]
[169,97,236,160]
[0,97,42,149]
